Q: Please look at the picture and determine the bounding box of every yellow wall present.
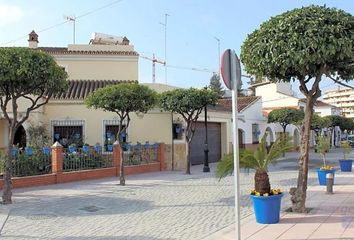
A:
[43,102,172,146]
[0,120,9,149]
[56,57,138,80]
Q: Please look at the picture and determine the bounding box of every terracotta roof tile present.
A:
[50,80,137,100]
[300,98,335,107]
[217,96,261,112]
[38,47,139,56]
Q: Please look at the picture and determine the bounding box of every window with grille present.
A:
[51,120,85,148]
[172,123,183,140]
[103,120,127,151]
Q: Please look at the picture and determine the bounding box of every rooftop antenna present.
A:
[160,13,170,84]
[64,15,76,44]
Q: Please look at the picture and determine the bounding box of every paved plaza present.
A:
[0,150,350,240]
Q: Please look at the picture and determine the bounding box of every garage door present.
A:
[190,122,221,165]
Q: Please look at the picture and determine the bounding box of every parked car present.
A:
[347,135,354,147]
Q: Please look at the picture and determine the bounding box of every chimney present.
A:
[28,30,38,48]
[122,36,130,45]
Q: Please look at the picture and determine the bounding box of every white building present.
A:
[250,81,341,148]
[323,87,354,118]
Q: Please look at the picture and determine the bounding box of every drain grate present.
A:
[26,213,57,220]
[79,205,104,213]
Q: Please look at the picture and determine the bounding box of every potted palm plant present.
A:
[316,135,335,185]
[216,133,292,224]
[339,141,353,172]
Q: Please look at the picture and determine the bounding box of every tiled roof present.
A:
[216,96,261,112]
[315,100,335,107]
[38,47,139,56]
[50,80,137,100]
[300,98,335,108]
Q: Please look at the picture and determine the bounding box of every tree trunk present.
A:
[119,145,125,186]
[291,96,315,213]
[254,169,270,195]
[282,129,287,157]
[2,127,15,204]
[185,141,191,174]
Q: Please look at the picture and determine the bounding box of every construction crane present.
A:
[139,54,165,83]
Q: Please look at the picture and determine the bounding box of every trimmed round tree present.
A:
[241,6,354,212]
[159,88,218,174]
[0,47,68,204]
[268,108,304,133]
[85,83,158,186]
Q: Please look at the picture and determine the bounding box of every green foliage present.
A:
[322,115,342,128]
[85,83,157,116]
[321,115,354,131]
[216,133,293,179]
[0,47,68,99]
[311,114,330,132]
[85,83,157,185]
[208,74,225,98]
[268,108,304,132]
[241,5,354,81]
[27,124,51,149]
[338,117,354,131]
[0,150,52,177]
[317,136,330,166]
[340,141,351,160]
[160,88,218,174]
[159,88,218,119]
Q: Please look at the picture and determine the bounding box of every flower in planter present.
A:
[249,188,282,196]
[320,165,334,170]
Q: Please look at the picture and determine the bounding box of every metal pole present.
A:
[203,103,210,172]
[152,54,156,83]
[161,14,169,84]
[73,17,76,44]
[214,37,221,76]
[231,50,241,240]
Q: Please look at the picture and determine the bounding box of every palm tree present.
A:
[216,133,293,195]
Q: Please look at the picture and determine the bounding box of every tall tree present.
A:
[208,73,225,98]
[268,108,304,133]
[0,47,68,204]
[85,83,157,185]
[241,6,354,212]
[159,88,218,174]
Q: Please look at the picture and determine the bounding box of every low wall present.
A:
[0,143,166,190]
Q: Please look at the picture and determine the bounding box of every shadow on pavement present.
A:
[9,194,154,217]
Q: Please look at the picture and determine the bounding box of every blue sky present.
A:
[0,0,353,95]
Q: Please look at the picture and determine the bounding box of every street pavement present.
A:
[0,149,348,240]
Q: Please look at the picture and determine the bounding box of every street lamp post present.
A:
[203,102,210,172]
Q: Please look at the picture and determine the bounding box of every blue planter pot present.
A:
[25,147,33,156]
[94,145,102,153]
[68,146,76,153]
[42,147,51,155]
[251,193,283,224]
[82,145,90,153]
[339,159,353,172]
[317,169,336,186]
[107,145,113,152]
[11,148,17,157]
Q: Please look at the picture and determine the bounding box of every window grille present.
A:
[103,120,127,151]
[51,120,85,147]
